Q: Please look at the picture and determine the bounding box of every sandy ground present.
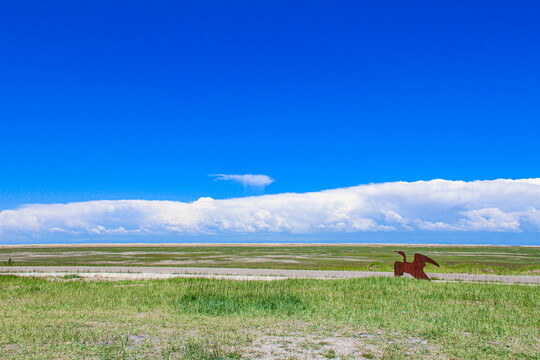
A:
[0,266,538,284]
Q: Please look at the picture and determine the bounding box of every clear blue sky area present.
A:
[1,1,539,209]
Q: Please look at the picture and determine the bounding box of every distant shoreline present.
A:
[1,243,538,248]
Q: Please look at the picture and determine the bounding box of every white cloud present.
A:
[211,174,274,187]
[1,178,540,239]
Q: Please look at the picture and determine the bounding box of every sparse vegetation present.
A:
[323,348,336,358]
[0,275,538,359]
[182,338,241,360]
[1,244,538,275]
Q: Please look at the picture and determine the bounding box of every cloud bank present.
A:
[1,179,540,241]
[211,174,274,187]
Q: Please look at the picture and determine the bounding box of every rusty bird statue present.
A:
[394,251,439,280]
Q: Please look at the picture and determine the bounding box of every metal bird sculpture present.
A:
[394,251,439,280]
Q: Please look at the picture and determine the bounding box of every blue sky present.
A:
[1,2,539,244]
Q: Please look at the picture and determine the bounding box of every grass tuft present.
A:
[174,284,306,316]
[182,338,241,360]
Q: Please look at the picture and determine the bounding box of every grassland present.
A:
[1,244,539,275]
[1,275,538,359]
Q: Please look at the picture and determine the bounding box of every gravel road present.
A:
[1,266,538,284]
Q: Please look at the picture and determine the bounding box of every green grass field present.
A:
[0,275,538,359]
[1,244,539,275]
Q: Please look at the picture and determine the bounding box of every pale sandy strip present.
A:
[0,266,538,284]
[3,272,537,285]
[2,272,286,281]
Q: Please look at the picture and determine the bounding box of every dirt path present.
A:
[0,266,538,284]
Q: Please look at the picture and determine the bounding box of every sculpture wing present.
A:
[414,253,439,267]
